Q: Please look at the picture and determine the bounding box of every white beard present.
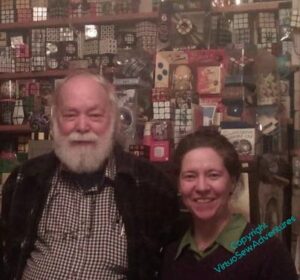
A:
[52,118,115,174]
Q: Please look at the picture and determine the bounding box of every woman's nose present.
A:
[195,176,210,192]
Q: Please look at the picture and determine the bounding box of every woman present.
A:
[161,127,298,280]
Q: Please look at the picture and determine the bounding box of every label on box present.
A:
[221,128,256,160]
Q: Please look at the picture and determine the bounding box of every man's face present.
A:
[52,75,115,173]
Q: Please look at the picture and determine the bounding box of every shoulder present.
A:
[20,151,58,175]
[240,223,298,279]
[2,152,58,196]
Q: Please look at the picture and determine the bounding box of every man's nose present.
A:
[76,116,90,133]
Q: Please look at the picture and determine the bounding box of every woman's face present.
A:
[179,147,233,223]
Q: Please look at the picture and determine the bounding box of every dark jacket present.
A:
[1,146,180,280]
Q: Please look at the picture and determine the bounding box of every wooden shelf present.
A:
[0,124,31,133]
[0,69,71,80]
[0,68,100,80]
[212,1,291,14]
[0,12,159,31]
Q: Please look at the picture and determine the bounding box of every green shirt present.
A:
[175,213,247,260]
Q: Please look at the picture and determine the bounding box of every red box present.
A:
[150,140,170,162]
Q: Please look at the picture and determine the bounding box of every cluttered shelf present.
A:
[0,124,31,133]
[0,12,159,31]
[212,1,291,14]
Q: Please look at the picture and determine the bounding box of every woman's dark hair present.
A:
[174,127,241,181]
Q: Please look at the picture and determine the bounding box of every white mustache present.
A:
[68,132,99,142]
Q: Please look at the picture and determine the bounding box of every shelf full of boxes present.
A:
[0,0,161,203]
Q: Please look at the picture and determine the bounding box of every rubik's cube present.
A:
[59,27,74,41]
[1,10,15,24]
[99,39,117,54]
[32,7,47,21]
[46,28,60,42]
[16,0,30,9]
[233,29,250,44]
[31,0,48,6]
[17,8,32,23]
[31,56,46,72]
[83,39,99,56]
[279,8,291,26]
[0,57,15,73]
[258,12,276,28]
[0,0,14,9]
[232,13,250,44]
[100,25,115,40]
[31,29,46,56]
[15,57,31,73]
[152,100,175,120]
[291,9,300,28]
[233,13,249,29]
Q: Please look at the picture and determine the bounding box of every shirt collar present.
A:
[175,213,247,259]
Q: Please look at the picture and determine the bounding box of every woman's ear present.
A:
[230,178,237,195]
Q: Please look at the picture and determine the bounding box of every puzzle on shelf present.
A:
[83,39,99,56]
[0,0,14,10]
[291,9,300,28]
[0,32,7,47]
[221,128,256,160]
[233,29,251,44]
[199,96,222,126]
[17,8,32,23]
[46,28,60,42]
[1,9,15,24]
[16,0,30,9]
[233,13,249,29]
[260,28,277,44]
[196,65,222,95]
[59,27,74,41]
[32,7,47,21]
[210,15,232,47]
[170,11,207,50]
[151,121,173,141]
[155,51,188,88]
[279,8,291,26]
[258,12,276,28]
[31,29,46,56]
[100,25,115,40]
[152,100,175,120]
[31,56,46,72]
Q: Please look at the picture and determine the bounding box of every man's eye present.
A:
[63,114,76,119]
[182,174,195,181]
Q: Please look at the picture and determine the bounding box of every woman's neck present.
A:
[193,211,231,251]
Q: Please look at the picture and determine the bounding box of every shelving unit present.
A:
[212,1,291,13]
[0,12,159,31]
[0,124,31,133]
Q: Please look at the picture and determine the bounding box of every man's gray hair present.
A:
[51,70,120,136]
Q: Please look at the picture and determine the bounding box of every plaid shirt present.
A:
[22,157,128,280]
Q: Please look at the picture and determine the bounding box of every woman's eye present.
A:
[209,173,221,179]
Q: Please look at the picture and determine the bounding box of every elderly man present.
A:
[1,71,180,280]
